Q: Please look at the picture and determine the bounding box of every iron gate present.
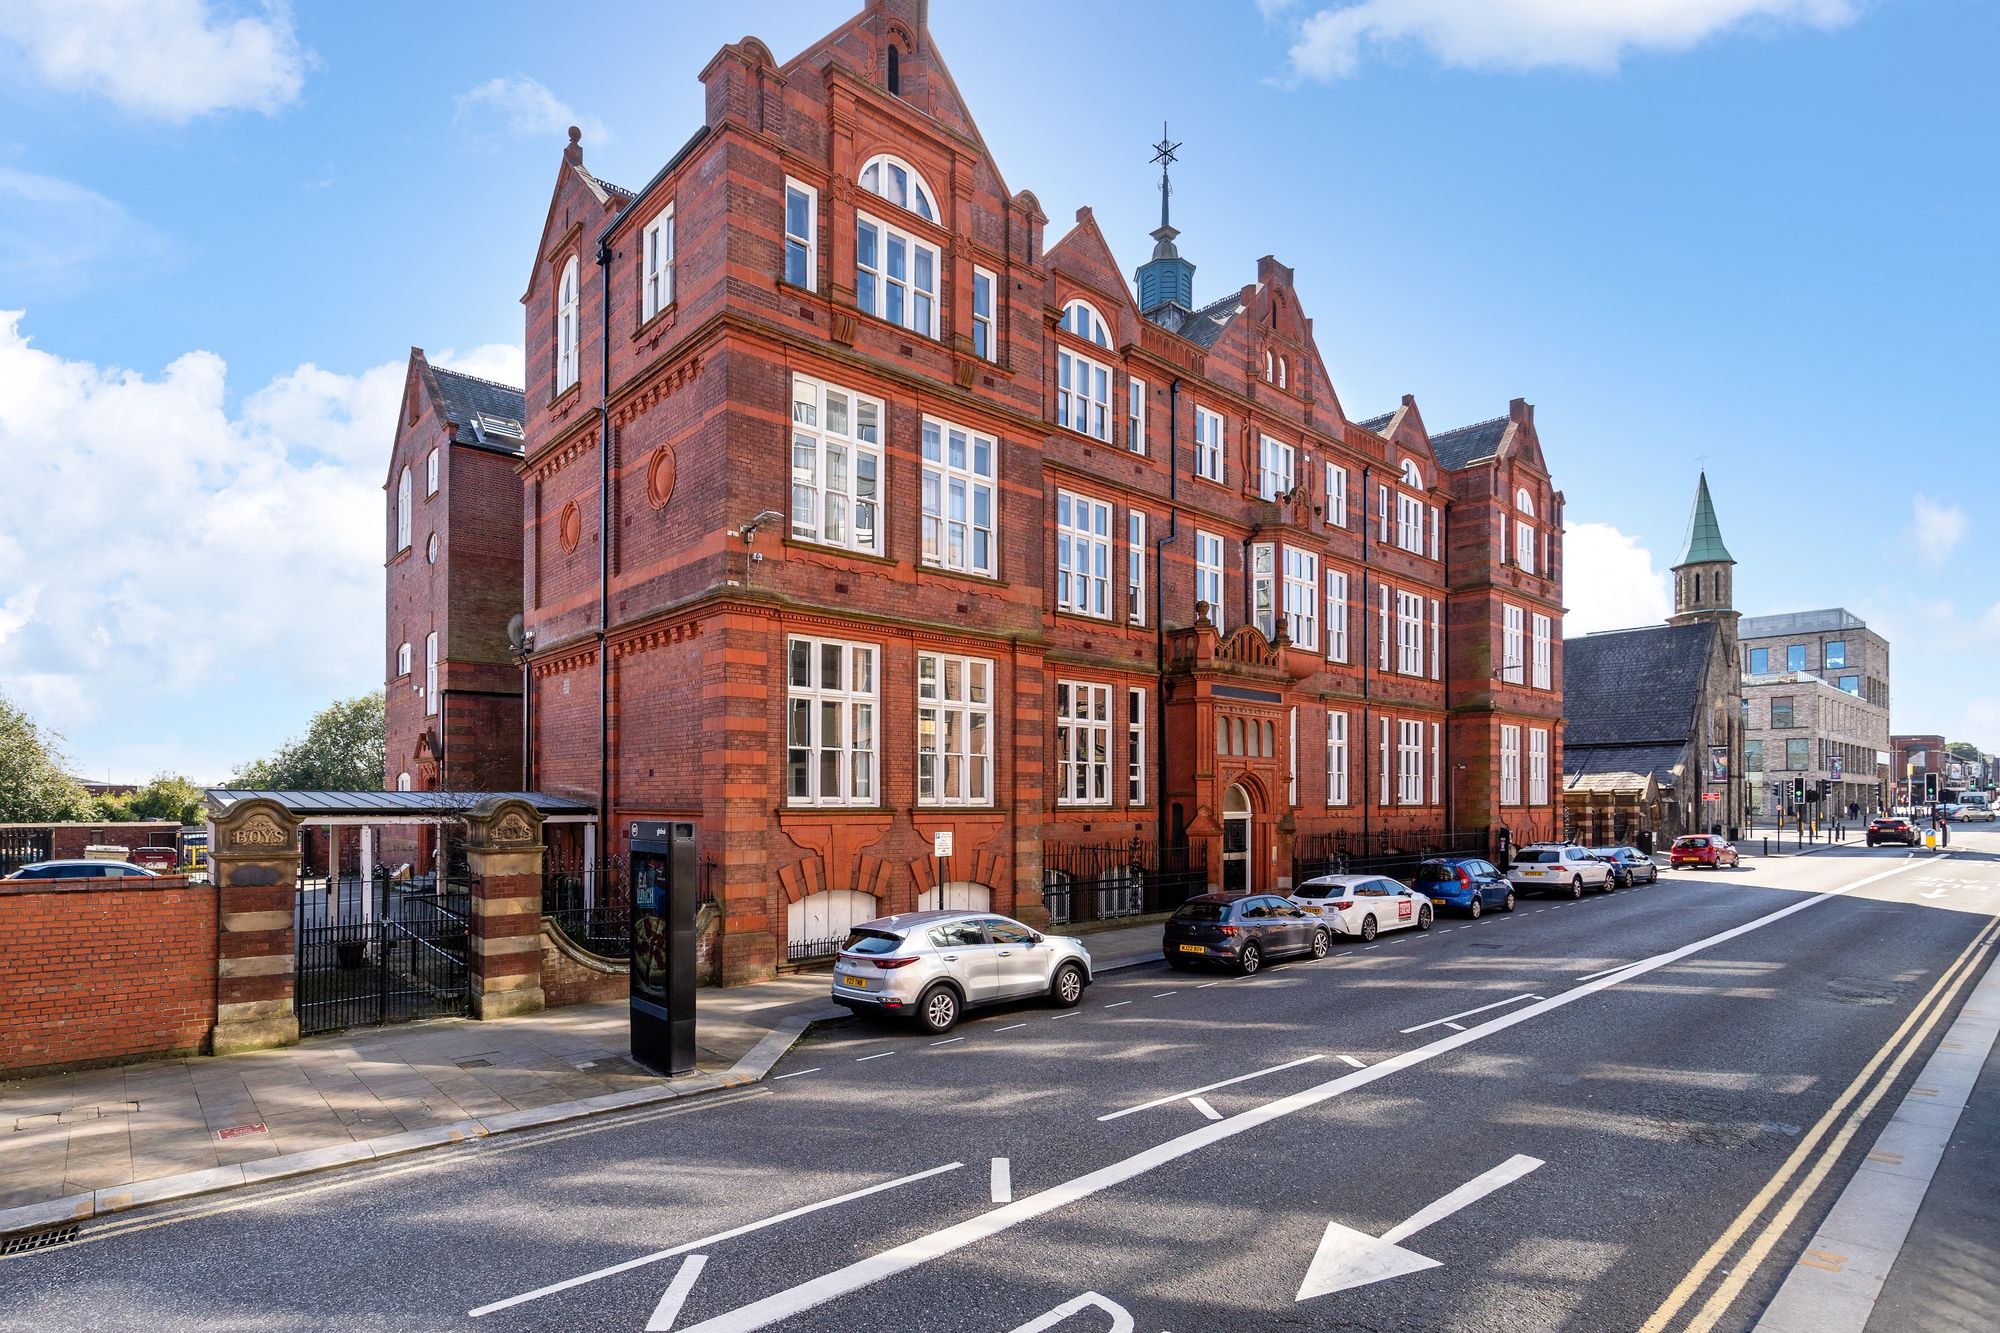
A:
[294,869,471,1036]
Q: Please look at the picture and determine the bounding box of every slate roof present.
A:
[207,790,596,818]
[424,364,526,455]
[1428,416,1509,469]
[1356,411,1396,434]
[1563,620,1717,749]
[1674,472,1735,566]
[1158,292,1242,349]
[1563,743,1685,793]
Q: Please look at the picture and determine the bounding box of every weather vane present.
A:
[1151,121,1182,230]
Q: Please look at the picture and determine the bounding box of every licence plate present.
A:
[1522,869,1542,876]
[1430,897,1446,906]
[1302,906,1322,915]
[1177,944,1205,954]
[839,975,869,989]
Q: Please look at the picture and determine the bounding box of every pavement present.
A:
[0,918,1166,1235]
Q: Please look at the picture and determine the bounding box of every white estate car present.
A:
[1292,874,1436,941]
[1508,844,1614,898]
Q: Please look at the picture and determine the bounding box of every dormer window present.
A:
[858,154,936,223]
[1059,300,1110,348]
[555,256,579,392]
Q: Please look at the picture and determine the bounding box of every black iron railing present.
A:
[1041,840,1209,928]
[0,828,53,877]
[1292,821,1568,885]
[293,869,470,1036]
[787,935,845,964]
[542,855,631,960]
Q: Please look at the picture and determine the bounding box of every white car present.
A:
[1292,874,1435,941]
[1508,844,1613,897]
[1955,800,1995,823]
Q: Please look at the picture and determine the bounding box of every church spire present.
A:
[1136,122,1196,318]
[1669,471,1738,626]
[1673,471,1735,568]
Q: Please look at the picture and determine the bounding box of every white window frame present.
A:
[1396,492,1424,554]
[1396,591,1424,676]
[396,772,412,792]
[396,467,412,551]
[1127,377,1146,454]
[1258,435,1295,501]
[555,256,579,392]
[1326,463,1347,527]
[1430,722,1442,805]
[1529,728,1550,805]
[424,632,438,717]
[786,636,878,807]
[1196,531,1224,629]
[1532,614,1552,690]
[1503,604,1526,683]
[1500,725,1522,806]
[1398,719,1424,805]
[917,651,992,807]
[1193,405,1224,483]
[1056,680,1113,806]
[920,415,995,577]
[1282,546,1318,650]
[396,641,411,677]
[784,179,818,290]
[855,209,938,337]
[425,448,439,497]
[971,265,996,361]
[791,373,884,556]
[1326,569,1348,662]
[1127,510,1147,626]
[1401,459,1423,489]
[1429,598,1441,680]
[642,202,675,320]
[1377,483,1390,541]
[1056,490,1112,619]
[1251,541,1276,640]
[858,154,938,222]
[1288,707,1298,805]
[1056,345,1112,441]
[1326,710,1349,806]
[1379,716,1392,806]
[1061,299,1112,346]
[1517,517,1536,573]
[1428,504,1440,561]
[1128,687,1146,806]
[1378,583,1391,670]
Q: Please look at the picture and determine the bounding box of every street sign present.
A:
[933,830,954,858]
[1701,793,1721,802]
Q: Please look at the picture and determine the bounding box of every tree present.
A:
[96,774,209,825]
[1945,741,1981,763]
[228,692,387,791]
[0,693,96,822]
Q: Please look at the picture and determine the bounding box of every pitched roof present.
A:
[1674,472,1735,566]
[1562,620,1718,749]
[1356,411,1396,434]
[428,365,525,430]
[1154,292,1242,349]
[1428,416,1509,469]
[1562,742,1685,792]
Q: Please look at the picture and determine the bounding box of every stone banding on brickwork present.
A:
[207,797,303,1056]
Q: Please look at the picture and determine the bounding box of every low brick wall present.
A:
[0,874,218,1075]
[540,922,627,1007]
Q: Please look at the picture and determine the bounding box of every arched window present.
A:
[857,154,936,222]
[424,631,439,717]
[396,772,412,792]
[396,467,411,551]
[1277,357,1288,389]
[1264,350,1275,383]
[1694,573,1704,601]
[1059,299,1110,348]
[1515,488,1535,516]
[555,256,579,392]
[1400,459,1423,490]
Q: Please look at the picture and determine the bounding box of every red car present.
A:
[1671,834,1740,869]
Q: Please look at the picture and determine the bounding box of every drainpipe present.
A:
[1153,378,1182,856]
[1360,463,1373,852]
[1440,496,1451,839]
[595,240,613,832]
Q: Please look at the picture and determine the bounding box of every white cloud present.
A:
[0,0,307,120]
[1283,0,1857,81]
[0,312,519,778]
[1907,494,1967,568]
[1562,520,1672,636]
[454,76,607,148]
[0,166,170,296]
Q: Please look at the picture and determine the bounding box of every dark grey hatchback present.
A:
[1163,893,1331,975]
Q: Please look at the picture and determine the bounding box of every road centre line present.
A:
[1401,994,1540,1034]
[1098,1055,1327,1123]
[770,1068,820,1081]
[855,1052,895,1063]
[469,1162,965,1317]
[995,1024,1028,1033]
[930,1037,966,1047]
[1103,1001,1132,1009]
[1196,981,1222,989]
[677,855,1934,1333]
[1154,991,1177,998]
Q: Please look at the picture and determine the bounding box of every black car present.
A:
[1590,846,1658,887]
[1164,894,1331,975]
[1866,817,1919,847]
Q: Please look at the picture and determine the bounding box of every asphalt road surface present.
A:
[4,833,1997,1333]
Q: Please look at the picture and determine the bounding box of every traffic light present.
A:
[1793,776,1806,806]
[1815,778,1829,804]
[1925,773,1940,802]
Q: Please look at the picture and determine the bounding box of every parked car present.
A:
[829,911,1092,1034]
[1291,874,1434,940]
[1413,856,1515,918]
[4,860,160,881]
[1164,894,1331,975]
[1670,835,1741,869]
[1866,816,1920,847]
[1953,797,1995,823]
[1591,846,1659,887]
[1508,843,1613,897]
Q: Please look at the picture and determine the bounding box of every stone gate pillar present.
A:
[209,797,302,1056]
[463,796,548,1020]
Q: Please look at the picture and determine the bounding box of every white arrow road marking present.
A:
[1097,1055,1324,1122]
[1401,995,1538,1034]
[1922,888,1948,899]
[1296,1156,1543,1302]
[991,1158,1012,1203]
[1009,1291,1135,1333]
[646,1255,708,1331]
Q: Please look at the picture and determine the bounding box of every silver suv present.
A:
[1507,843,1613,897]
[829,910,1093,1034]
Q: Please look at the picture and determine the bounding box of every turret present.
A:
[1669,472,1737,627]
[1134,123,1196,318]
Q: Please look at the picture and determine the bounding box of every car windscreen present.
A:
[1172,902,1229,922]
[1673,837,1706,848]
[841,929,904,955]
[1515,850,1560,863]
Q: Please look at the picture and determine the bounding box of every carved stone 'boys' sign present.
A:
[231,813,289,848]
[492,811,535,845]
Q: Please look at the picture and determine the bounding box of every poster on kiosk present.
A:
[629,821,697,1076]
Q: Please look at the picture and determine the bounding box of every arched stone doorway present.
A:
[1222,783,1253,893]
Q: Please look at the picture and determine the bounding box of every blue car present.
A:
[1412,856,1516,918]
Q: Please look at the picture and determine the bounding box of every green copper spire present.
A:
[1673,471,1734,568]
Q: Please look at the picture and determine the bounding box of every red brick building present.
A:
[473,0,1566,981]
[383,349,527,794]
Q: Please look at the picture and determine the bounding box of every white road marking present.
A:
[1401,994,1539,1034]
[1188,1096,1223,1121]
[468,1162,965,1316]
[1297,1155,1544,1302]
[1574,963,1632,983]
[855,1052,895,1063]
[770,1068,820,1081]
[1051,1012,1080,1020]
[646,1254,708,1331]
[675,856,1930,1333]
[1338,1055,1366,1068]
[1443,1022,1466,1032]
[1099,1054,1326,1122]
[990,1157,1012,1203]
[1196,981,1223,989]
[1009,1292,1135,1333]
[930,1037,966,1047]
[1154,991,1178,998]
[1103,1001,1133,1009]
[995,1024,1028,1033]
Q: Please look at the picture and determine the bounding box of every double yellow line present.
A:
[1640,913,2000,1333]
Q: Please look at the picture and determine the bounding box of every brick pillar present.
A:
[464,796,548,1020]
[209,798,302,1056]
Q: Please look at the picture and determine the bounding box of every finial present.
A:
[1150,121,1182,232]
[568,125,582,146]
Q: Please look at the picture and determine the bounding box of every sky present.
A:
[0,0,1994,783]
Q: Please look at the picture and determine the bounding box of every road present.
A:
[3,834,1996,1332]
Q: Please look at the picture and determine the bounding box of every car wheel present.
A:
[916,984,959,1035]
[1359,916,1378,943]
[1309,929,1331,959]
[1416,905,1434,931]
[1237,942,1263,976]
[1569,877,1585,899]
[1503,891,1516,913]
[1167,953,1193,971]
[1051,962,1086,1008]
[1468,895,1483,920]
